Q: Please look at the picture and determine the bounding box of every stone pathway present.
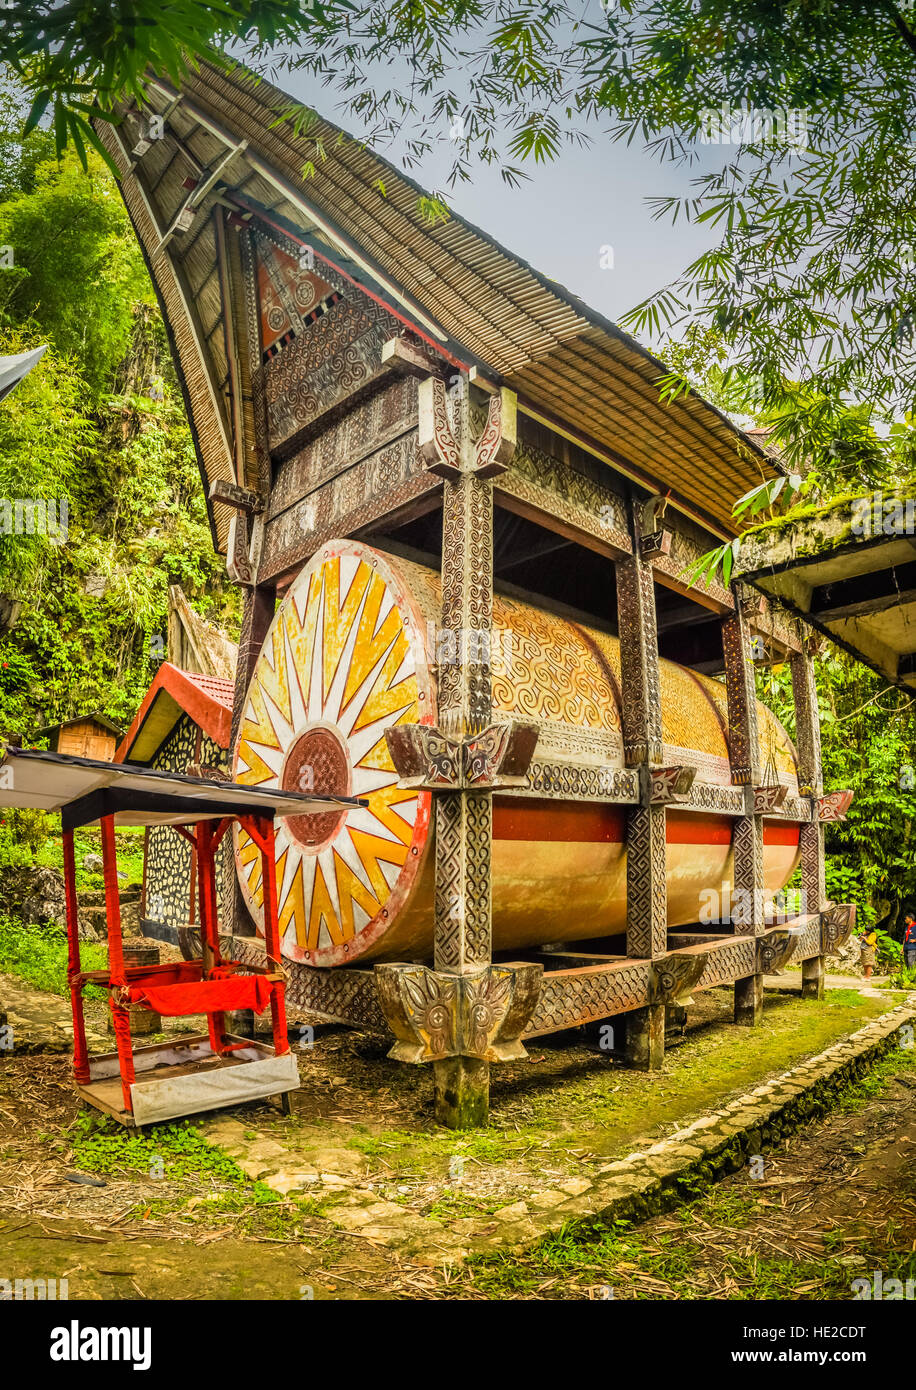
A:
[0,972,109,1055]
[203,1115,472,1265]
[764,970,891,1000]
[203,1000,916,1268]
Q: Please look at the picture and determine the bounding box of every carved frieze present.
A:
[260,432,435,580]
[495,436,631,554]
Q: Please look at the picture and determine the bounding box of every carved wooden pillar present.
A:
[617,503,667,1069]
[433,408,496,1123]
[791,640,827,997]
[380,377,541,1127]
[226,580,275,935]
[722,593,765,1024]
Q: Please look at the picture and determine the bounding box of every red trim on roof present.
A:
[115,663,234,762]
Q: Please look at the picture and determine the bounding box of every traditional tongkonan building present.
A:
[96,62,855,1126]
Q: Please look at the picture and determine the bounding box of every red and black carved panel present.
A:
[251,228,412,452]
[256,237,340,362]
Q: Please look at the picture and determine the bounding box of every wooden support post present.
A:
[791,642,828,990]
[101,814,135,1112]
[62,829,90,1084]
[625,1003,665,1070]
[734,971,763,1025]
[616,536,667,961]
[722,596,766,1025]
[433,1056,490,1129]
[802,954,825,1000]
[258,815,290,1057]
[228,582,275,935]
[616,503,667,1070]
[196,821,227,1054]
[433,377,496,1127]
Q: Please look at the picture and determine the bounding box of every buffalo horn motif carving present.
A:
[418,377,462,479]
[817,789,854,822]
[385,725,463,788]
[648,951,709,1004]
[647,764,697,805]
[474,387,517,477]
[821,902,856,954]
[385,719,538,790]
[756,927,798,974]
[375,961,543,1063]
[418,375,517,480]
[753,783,788,814]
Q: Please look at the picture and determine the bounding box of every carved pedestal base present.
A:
[375,961,543,1064]
[802,955,825,1000]
[734,973,763,1026]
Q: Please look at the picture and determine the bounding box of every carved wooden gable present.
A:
[246,227,409,455]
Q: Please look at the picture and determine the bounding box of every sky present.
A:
[255,53,724,342]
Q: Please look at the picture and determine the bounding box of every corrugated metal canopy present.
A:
[96,60,776,548]
[0,746,364,828]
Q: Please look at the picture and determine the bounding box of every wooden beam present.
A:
[810,560,916,622]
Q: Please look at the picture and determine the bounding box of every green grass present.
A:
[332,991,899,1185]
[0,917,107,997]
[425,1190,504,1222]
[69,1110,249,1182]
[461,1043,916,1299]
[130,1185,327,1238]
[66,1112,328,1238]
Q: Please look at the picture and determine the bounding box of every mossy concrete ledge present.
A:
[468,1000,916,1257]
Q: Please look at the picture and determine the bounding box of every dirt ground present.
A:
[471,1045,916,1300]
[0,974,910,1299]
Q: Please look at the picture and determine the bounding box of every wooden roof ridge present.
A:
[189,60,767,448]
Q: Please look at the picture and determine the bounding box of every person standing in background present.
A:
[904,912,916,973]
[861,927,878,980]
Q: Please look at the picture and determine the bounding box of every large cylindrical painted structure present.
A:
[233,539,800,966]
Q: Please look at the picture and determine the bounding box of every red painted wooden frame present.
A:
[63,810,290,1117]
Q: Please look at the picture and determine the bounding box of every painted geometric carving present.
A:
[256,235,339,360]
[753,783,788,814]
[817,789,854,822]
[647,764,697,804]
[375,961,543,1063]
[474,387,517,476]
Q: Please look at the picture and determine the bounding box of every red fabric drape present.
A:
[126,975,273,1017]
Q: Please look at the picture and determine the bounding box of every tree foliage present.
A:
[758,656,916,933]
[0,117,238,741]
[6,4,916,441]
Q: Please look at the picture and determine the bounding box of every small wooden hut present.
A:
[116,662,233,935]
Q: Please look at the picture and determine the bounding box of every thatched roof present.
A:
[96,60,775,549]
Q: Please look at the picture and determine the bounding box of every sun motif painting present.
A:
[233,541,435,966]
